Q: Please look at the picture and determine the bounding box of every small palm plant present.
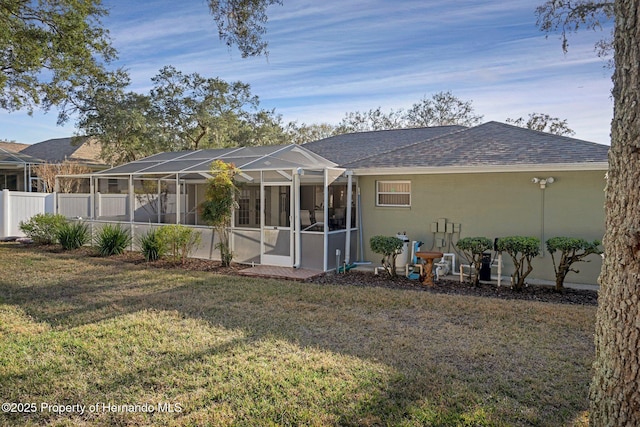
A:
[95,224,131,256]
[138,228,167,262]
[57,221,91,250]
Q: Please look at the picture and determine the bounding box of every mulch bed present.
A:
[110,252,598,306]
[11,243,598,306]
[308,270,598,306]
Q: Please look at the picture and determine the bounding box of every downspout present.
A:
[293,168,303,268]
[344,170,353,265]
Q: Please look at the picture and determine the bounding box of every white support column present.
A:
[293,168,301,268]
[344,171,353,265]
[1,189,10,238]
[128,175,134,222]
[89,176,95,220]
[323,169,329,271]
[157,179,161,224]
[175,174,180,224]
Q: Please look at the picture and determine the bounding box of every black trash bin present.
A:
[479,252,492,281]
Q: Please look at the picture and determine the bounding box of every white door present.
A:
[261,183,293,266]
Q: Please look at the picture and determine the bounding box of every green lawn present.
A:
[0,245,595,426]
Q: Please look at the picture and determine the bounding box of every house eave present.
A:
[351,162,609,176]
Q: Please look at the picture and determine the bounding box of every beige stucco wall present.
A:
[358,170,606,285]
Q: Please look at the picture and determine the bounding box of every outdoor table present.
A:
[416,251,444,286]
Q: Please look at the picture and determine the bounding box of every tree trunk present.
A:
[589,1,640,424]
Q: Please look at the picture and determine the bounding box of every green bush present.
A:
[157,224,201,264]
[456,237,493,285]
[496,236,540,290]
[95,224,131,256]
[18,213,67,245]
[138,229,167,262]
[57,221,91,250]
[370,235,404,277]
[546,237,602,291]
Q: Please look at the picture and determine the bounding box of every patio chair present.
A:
[300,209,312,229]
[303,210,324,231]
[314,210,325,224]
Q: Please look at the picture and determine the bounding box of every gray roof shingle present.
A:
[306,122,609,170]
[302,125,466,165]
[21,137,103,164]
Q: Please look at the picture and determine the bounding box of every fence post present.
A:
[0,189,9,238]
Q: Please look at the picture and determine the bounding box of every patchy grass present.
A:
[0,245,595,426]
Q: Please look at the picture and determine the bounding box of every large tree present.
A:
[0,0,116,113]
[505,112,575,136]
[335,91,483,134]
[404,91,483,127]
[537,1,640,424]
[588,2,640,424]
[76,66,288,164]
[150,66,287,151]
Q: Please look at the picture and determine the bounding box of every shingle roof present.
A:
[315,122,608,170]
[302,125,466,165]
[20,137,104,164]
[0,141,29,153]
[0,147,43,165]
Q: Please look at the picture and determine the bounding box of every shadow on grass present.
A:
[0,245,595,426]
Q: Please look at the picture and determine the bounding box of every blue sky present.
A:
[1,0,613,145]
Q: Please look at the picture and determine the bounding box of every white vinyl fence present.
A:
[0,189,55,238]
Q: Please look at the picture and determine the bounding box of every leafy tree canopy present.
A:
[335,91,484,134]
[536,0,614,58]
[0,0,116,113]
[506,112,576,136]
[207,0,283,57]
[76,66,288,164]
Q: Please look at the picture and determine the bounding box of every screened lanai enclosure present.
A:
[57,145,358,271]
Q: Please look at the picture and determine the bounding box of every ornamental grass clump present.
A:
[496,236,540,290]
[138,229,167,262]
[95,224,131,256]
[370,235,404,277]
[456,237,493,285]
[546,237,602,291]
[57,221,91,250]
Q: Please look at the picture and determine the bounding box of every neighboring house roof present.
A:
[302,125,466,165]
[0,141,30,153]
[0,147,43,166]
[305,121,609,173]
[20,137,104,165]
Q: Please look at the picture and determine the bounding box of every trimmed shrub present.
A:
[157,224,201,264]
[456,237,493,285]
[95,224,131,256]
[370,235,404,277]
[496,236,540,290]
[18,213,67,245]
[546,237,602,291]
[138,229,167,262]
[57,221,91,250]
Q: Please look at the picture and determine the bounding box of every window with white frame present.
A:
[376,180,411,207]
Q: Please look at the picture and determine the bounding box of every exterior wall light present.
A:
[531,177,555,189]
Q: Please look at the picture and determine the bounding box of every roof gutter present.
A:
[351,162,609,176]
